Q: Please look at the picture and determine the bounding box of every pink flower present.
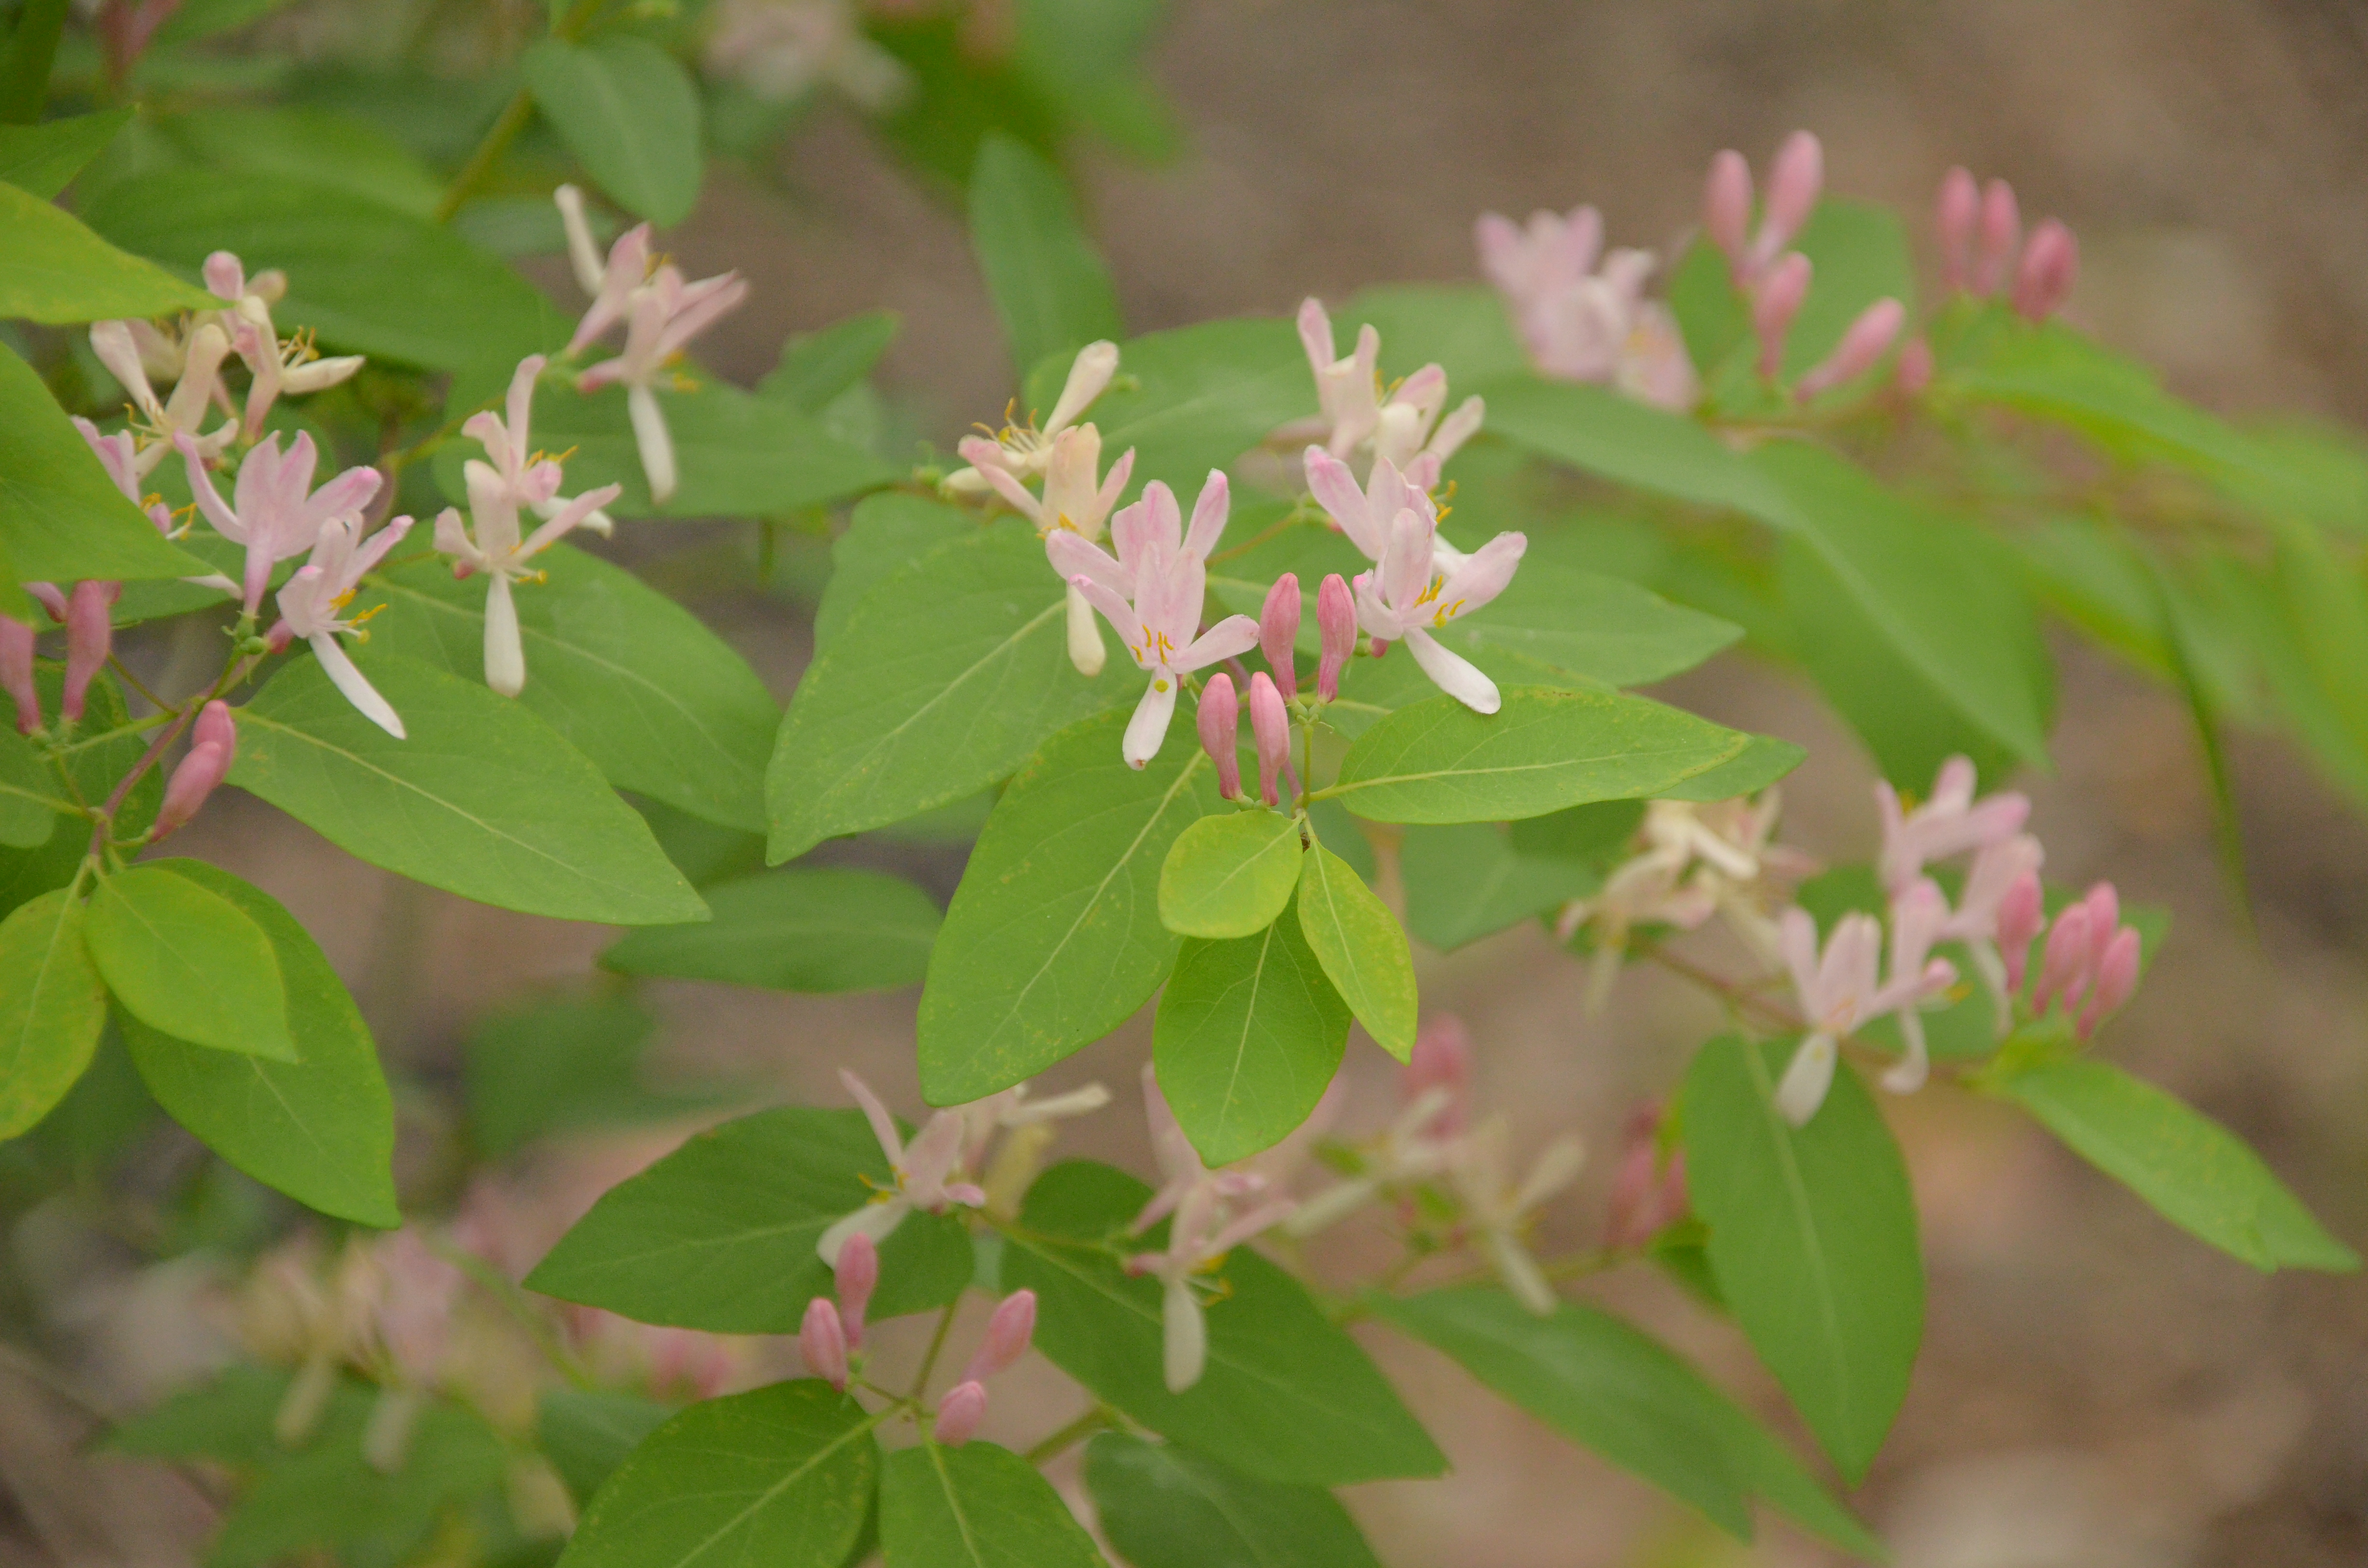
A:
[0,617,38,736]
[833,1231,878,1349]
[1315,573,1355,701]
[1196,672,1243,800]
[179,430,382,617]
[1258,573,1300,699]
[943,341,1120,495]
[1772,906,1956,1126]
[274,512,417,738]
[1603,1101,1688,1251]
[1936,170,2078,321]
[1751,251,1813,379]
[153,700,236,842]
[932,1379,988,1445]
[1293,298,1481,484]
[1705,131,1825,287]
[1349,506,1525,714]
[1795,297,1906,401]
[1303,448,1436,567]
[1248,671,1288,807]
[2030,882,2142,1037]
[1475,206,1697,410]
[960,421,1136,677]
[89,319,235,478]
[204,250,366,440]
[800,1296,849,1390]
[1876,756,2031,897]
[702,0,909,110]
[61,580,118,724]
[817,1070,990,1266]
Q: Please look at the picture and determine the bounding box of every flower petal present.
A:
[1404,628,1499,713]
[1122,677,1178,769]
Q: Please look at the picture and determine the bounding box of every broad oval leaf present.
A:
[0,109,133,200]
[1158,809,1301,939]
[1295,842,1417,1061]
[880,1441,1105,1568]
[1478,373,1789,520]
[523,37,703,228]
[1330,686,1748,825]
[999,1160,1443,1486]
[121,860,397,1227]
[0,888,105,1139]
[369,544,779,833]
[917,710,1220,1105]
[560,1380,878,1568]
[1084,1432,1384,1568]
[539,1388,672,1507]
[1658,732,1807,802]
[0,182,217,323]
[769,520,1122,864]
[812,492,973,653]
[86,865,294,1061]
[227,651,706,927]
[969,132,1123,382]
[1154,903,1349,1165]
[1431,556,1742,690]
[524,1105,973,1332]
[1681,1037,1924,1484]
[601,866,941,993]
[1397,821,1597,954]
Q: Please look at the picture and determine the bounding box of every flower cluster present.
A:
[801,1230,1039,1445]
[1476,205,1697,408]
[1935,166,2079,321]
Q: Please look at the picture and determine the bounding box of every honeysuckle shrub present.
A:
[0,3,2358,1566]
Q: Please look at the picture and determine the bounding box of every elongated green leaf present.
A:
[1681,1037,1923,1483]
[970,133,1123,382]
[86,865,294,1061]
[370,544,778,832]
[1398,821,1595,953]
[1995,1057,2357,1273]
[1330,686,1747,824]
[882,1442,1105,1568]
[0,887,104,1139]
[1434,557,1742,690]
[464,993,731,1159]
[228,651,706,927]
[524,37,703,227]
[0,729,64,846]
[1158,809,1301,939]
[159,105,442,217]
[0,181,216,322]
[539,1388,672,1507]
[1155,903,1348,1165]
[1000,1160,1443,1486]
[812,492,974,653]
[122,860,396,1226]
[601,867,941,992]
[1295,842,1416,1061]
[1084,1432,1384,1568]
[1480,373,1789,518]
[525,1105,973,1332]
[770,520,1121,862]
[0,108,130,198]
[761,310,900,413]
[1342,282,1528,388]
[560,1381,878,1568]
[1658,732,1807,801]
[917,710,1220,1105]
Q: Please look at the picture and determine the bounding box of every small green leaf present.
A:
[121,860,397,1227]
[1398,821,1596,952]
[601,867,942,993]
[560,1381,879,1568]
[1084,1432,1384,1568]
[525,1105,973,1332]
[881,1442,1106,1568]
[86,865,294,1062]
[1681,1037,1924,1483]
[228,651,707,927]
[1331,686,1747,825]
[0,108,131,198]
[1995,1057,2357,1273]
[0,887,104,1139]
[969,133,1123,382]
[1154,902,1349,1165]
[0,181,217,322]
[812,492,974,653]
[523,37,703,228]
[1158,809,1302,939]
[1294,843,1416,1061]
[761,310,900,414]
[538,1387,672,1507]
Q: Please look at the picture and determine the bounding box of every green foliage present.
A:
[0,107,131,197]
[880,1442,1108,1568]
[539,1388,673,1507]
[1398,821,1596,952]
[969,133,1124,382]
[811,492,974,652]
[600,867,940,993]
[1429,554,1743,691]
[1157,808,1301,939]
[463,992,731,1160]
[1084,1432,1384,1568]
[0,887,104,1139]
[762,310,900,415]
[524,37,703,227]
[0,179,218,322]
[1294,841,1417,1060]
[157,104,442,216]
[87,863,294,1061]
[1154,902,1350,1164]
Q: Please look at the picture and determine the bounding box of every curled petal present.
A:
[1403,628,1499,713]
[309,634,405,739]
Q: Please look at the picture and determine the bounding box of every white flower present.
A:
[1349,504,1525,714]
[1450,1117,1585,1316]
[944,341,1121,496]
[816,1069,989,1267]
[179,430,382,617]
[1290,298,1482,488]
[273,513,416,739]
[1772,907,1956,1127]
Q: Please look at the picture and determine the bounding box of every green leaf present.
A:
[1657,732,1807,802]
[1330,686,1748,825]
[560,1380,878,1568]
[369,544,779,833]
[1000,1160,1443,1486]
[464,993,730,1161]
[523,37,703,228]
[770,520,1122,862]
[0,729,62,847]
[1158,809,1302,939]
[81,170,559,370]
[1154,902,1349,1165]
[1398,821,1594,953]
[1083,1432,1383,1568]
[158,104,441,217]
[0,108,131,198]
[524,1105,974,1332]
[121,859,397,1227]
[812,492,974,653]
[1993,1057,2357,1273]
[1436,556,1742,690]
[228,651,707,927]
[917,710,1220,1105]
[1681,1037,1923,1483]
[538,1387,672,1507]
[882,1441,1104,1568]
[1479,373,1788,519]
[86,865,294,1061]
[0,181,217,322]
[761,310,900,414]
[1295,842,1416,1061]
[0,343,213,588]
[969,133,1123,382]
[1341,282,1528,389]
[0,887,104,1139]
[601,867,942,993]
[109,1363,295,1468]
[151,0,296,49]
[1783,200,1916,380]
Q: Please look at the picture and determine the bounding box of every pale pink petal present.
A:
[1403,628,1499,713]
[1183,469,1229,560]
[1174,614,1258,674]
[1122,678,1178,769]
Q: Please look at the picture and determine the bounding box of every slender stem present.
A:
[1023,1406,1113,1466]
[430,0,613,224]
[907,1300,962,1402]
[108,655,167,714]
[1647,946,1803,1033]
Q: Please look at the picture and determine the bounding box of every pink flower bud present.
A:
[834,1231,877,1351]
[62,580,119,724]
[961,1289,1036,1384]
[1796,297,1905,400]
[2080,882,2120,969]
[2078,926,2141,1038]
[25,583,66,623]
[1894,336,1935,397]
[203,251,245,302]
[1936,166,1980,291]
[153,712,236,842]
[1704,149,1753,272]
[264,621,295,655]
[1751,252,1813,378]
[2012,218,2078,321]
[2032,905,2093,1017]
[932,1380,987,1446]
[1248,672,1288,808]
[1315,574,1355,701]
[1974,177,2021,296]
[799,1297,848,1391]
[1260,574,1301,700]
[1404,1014,1471,1136]
[1996,870,2046,994]
[0,616,38,736]
[1755,131,1824,268]
[1603,1102,1689,1251]
[194,696,236,757]
[1197,673,1243,800]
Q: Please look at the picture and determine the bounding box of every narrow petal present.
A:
[1183,469,1229,560]
[627,383,678,503]
[179,435,245,542]
[815,1199,911,1268]
[1773,1032,1838,1127]
[1122,678,1179,769]
[1304,447,1379,560]
[979,461,1047,528]
[1070,574,1147,654]
[839,1068,905,1165]
[1139,481,1183,560]
[518,483,624,560]
[1047,341,1119,434]
[1404,628,1500,713]
[483,574,526,697]
[1046,530,1129,595]
[1432,531,1527,623]
[1295,297,1335,376]
[1173,614,1258,674]
[1882,1008,1931,1096]
[1064,584,1106,677]
[1161,1275,1207,1393]
[554,184,607,299]
[1487,1229,1558,1316]
[310,635,404,738]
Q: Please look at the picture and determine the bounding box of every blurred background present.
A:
[10,3,2368,1565]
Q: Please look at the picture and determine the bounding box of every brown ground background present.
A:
[12,3,2368,1565]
